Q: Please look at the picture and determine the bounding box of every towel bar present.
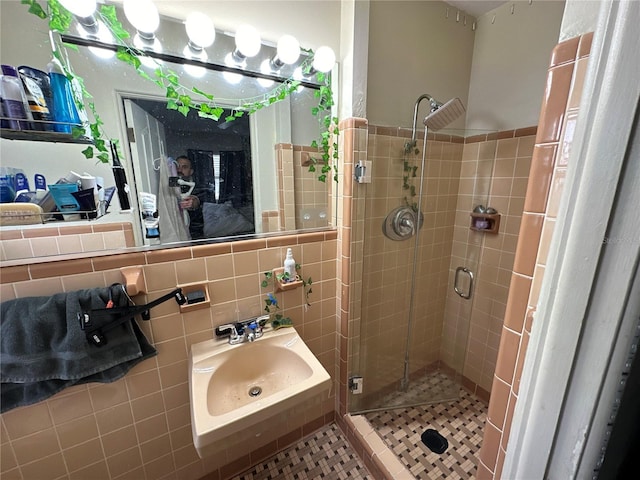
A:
[78,287,186,346]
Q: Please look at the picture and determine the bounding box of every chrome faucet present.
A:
[215,315,268,345]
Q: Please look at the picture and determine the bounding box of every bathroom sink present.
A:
[189,327,331,456]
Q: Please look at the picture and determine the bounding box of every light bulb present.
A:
[59,0,96,18]
[78,21,115,59]
[235,24,261,58]
[258,59,274,88]
[184,64,206,78]
[277,35,300,65]
[123,0,159,34]
[223,71,242,85]
[134,34,163,69]
[185,12,215,48]
[312,46,336,73]
[183,45,207,78]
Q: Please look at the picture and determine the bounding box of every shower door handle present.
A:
[454,267,474,299]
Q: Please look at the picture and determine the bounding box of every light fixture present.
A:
[133,33,163,69]
[185,12,215,49]
[224,51,245,69]
[182,45,207,78]
[312,46,336,73]
[270,34,300,69]
[258,59,274,88]
[233,24,261,61]
[77,20,115,59]
[222,71,243,85]
[123,0,159,37]
[58,0,96,18]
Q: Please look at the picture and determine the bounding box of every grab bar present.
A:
[454,266,474,299]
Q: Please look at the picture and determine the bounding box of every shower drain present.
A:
[248,386,262,397]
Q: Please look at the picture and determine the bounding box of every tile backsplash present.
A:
[0,231,338,480]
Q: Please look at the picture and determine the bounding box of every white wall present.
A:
[465,0,566,131]
[366,0,476,129]
[559,0,600,41]
[146,0,341,52]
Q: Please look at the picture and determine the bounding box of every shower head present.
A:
[423,97,465,131]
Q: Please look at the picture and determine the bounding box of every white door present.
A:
[123,99,167,244]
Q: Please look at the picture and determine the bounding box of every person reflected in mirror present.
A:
[176,155,206,240]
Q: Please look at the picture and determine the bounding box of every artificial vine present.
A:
[22,0,339,183]
[402,147,419,211]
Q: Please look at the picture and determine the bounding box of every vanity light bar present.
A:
[59,33,323,90]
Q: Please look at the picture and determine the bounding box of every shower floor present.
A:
[364,374,488,479]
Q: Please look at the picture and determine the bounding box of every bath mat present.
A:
[421,428,448,454]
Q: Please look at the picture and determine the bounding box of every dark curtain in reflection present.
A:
[186,149,215,198]
[219,150,253,210]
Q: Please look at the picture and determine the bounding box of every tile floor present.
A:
[365,388,487,479]
[232,423,372,479]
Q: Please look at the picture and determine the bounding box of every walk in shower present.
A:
[348,94,499,413]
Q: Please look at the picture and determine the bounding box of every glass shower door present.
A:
[350,128,495,413]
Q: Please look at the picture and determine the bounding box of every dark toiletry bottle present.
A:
[0,64,34,130]
[18,66,54,131]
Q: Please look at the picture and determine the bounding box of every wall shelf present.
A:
[0,123,92,144]
[273,267,303,292]
[178,282,211,313]
[470,212,501,234]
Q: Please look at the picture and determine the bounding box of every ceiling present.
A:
[445,1,508,18]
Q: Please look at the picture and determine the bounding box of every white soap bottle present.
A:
[283,248,296,282]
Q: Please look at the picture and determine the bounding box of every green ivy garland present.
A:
[21,0,338,183]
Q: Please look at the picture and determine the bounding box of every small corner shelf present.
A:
[178,282,211,313]
[273,267,303,292]
[470,212,501,234]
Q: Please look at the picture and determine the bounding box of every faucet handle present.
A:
[215,323,238,338]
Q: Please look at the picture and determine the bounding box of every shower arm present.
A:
[410,94,442,145]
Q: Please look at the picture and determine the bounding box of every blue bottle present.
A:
[47,58,80,133]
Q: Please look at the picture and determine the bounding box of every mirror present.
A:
[0,1,334,262]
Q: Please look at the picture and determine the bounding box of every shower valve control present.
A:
[354,161,372,184]
[349,376,364,394]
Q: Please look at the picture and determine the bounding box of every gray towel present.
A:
[1,284,156,413]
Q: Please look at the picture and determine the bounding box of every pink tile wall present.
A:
[477,32,593,479]
[0,232,338,480]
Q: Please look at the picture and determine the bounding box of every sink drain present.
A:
[248,386,262,397]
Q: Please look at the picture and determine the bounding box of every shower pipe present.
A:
[400,123,430,391]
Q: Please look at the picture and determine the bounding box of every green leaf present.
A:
[310,140,318,149]
[192,86,214,100]
[178,104,190,117]
[166,99,178,110]
[318,174,327,183]
[166,72,180,86]
[97,152,110,163]
[81,146,94,159]
[23,0,47,19]
[234,111,245,118]
[100,4,129,39]
[211,107,224,120]
[178,95,192,107]
[166,86,179,99]
[71,126,85,138]
[116,48,141,69]
[62,42,79,51]
[308,165,316,173]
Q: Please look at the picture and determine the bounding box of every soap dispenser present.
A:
[283,248,296,281]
